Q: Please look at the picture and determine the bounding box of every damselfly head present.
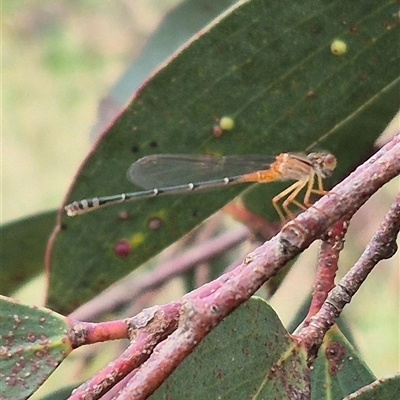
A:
[307,152,337,178]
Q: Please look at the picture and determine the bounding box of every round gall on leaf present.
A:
[331,39,347,56]
[219,116,235,131]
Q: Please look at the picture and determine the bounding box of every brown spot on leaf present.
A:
[325,342,345,375]
[212,125,223,138]
[148,217,162,231]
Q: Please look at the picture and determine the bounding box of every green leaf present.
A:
[33,384,78,400]
[310,326,376,399]
[287,296,377,398]
[47,0,400,313]
[0,211,57,295]
[150,297,309,399]
[94,0,238,136]
[110,0,238,106]
[0,296,72,400]
[343,373,400,399]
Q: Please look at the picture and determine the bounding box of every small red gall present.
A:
[114,240,131,258]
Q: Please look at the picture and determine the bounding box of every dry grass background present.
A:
[3,0,399,393]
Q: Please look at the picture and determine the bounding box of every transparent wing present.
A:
[127,154,276,189]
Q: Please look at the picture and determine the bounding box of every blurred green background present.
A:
[3,0,399,391]
[3,0,179,224]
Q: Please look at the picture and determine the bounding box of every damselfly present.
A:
[65,152,337,222]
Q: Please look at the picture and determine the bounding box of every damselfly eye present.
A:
[320,153,337,178]
[323,154,337,170]
[323,154,337,171]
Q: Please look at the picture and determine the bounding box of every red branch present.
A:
[68,133,400,399]
[303,218,349,324]
[69,304,180,399]
[297,191,400,364]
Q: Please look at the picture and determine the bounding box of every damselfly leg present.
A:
[232,152,337,222]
